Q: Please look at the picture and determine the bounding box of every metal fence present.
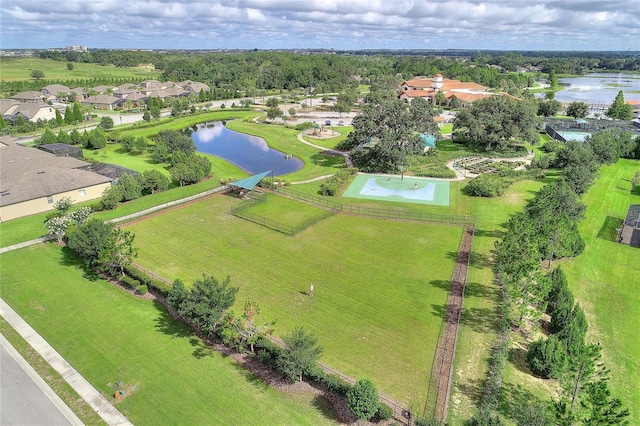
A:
[108,185,228,224]
[423,224,475,422]
[277,186,475,226]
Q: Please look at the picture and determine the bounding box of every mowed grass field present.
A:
[124,193,463,408]
[0,244,337,425]
[0,57,161,82]
[560,159,640,424]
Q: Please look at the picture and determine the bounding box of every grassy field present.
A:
[0,57,161,82]
[124,193,463,408]
[0,244,338,425]
[559,159,640,424]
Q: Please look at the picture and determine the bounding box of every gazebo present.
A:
[229,170,272,197]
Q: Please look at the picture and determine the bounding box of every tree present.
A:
[346,379,379,420]
[606,91,633,121]
[513,401,555,426]
[85,129,107,149]
[156,130,196,156]
[170,152,211,186]
[100,186,122,210]
[55,109,64,125]
[31,69,45,80]
[266,106,283,121]
[453,95,539,151]
[57,130,71,144]
[631,169,640,192]
[435,90,447,106]
[560,343,607,413]
[178,275,239,337]
[538,99,562,117]
[333,100,351,117]
[141,169,169,194]
[566,101,589,119]
[98,116,114,130]
[117,173,142,201]
[100,227,138,276]
[121,134,135,152]
[72,102,84,123]
[45,216,70,244]
[278,327,323,382]
[581,380,630,425]
[36,128,58,145]
[67,219,114,266]
[557,303,588,359]
[53,197,74,215]
[69,128,82,144]
[288,107,296,118]
[67,62,74,70]
[527,335,568,379]
[133,136,148,152]
[265,97,279,108]
[548,70,558,87]
[142,111,151,122]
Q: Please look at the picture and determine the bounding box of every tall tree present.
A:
[606,91,633,120]
[178,275,239,338]
[277,327,323,382]
[347,379,379,420]
[453,95,539,151]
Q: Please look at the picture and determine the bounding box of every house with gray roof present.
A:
[0,136,112,222]
[41,84,71,101]
[10,91,47,103]
[620,204,640,247]
[0,99,21,116]
[184,82,210,94]
[6,103,58,124]
[81,95,125,110]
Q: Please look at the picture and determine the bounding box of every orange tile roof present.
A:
[625,99,640,105]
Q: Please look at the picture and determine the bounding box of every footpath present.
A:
[0,299,133,426]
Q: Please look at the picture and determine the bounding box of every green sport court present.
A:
[342,174,451,206]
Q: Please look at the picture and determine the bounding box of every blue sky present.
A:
[1,0,638,51]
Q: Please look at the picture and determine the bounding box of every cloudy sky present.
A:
[1,0,638,51]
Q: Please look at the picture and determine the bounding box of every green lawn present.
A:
[0,244,337,425]
[560,159,640,424]
[124,194,463,408]
[0,57,161,83]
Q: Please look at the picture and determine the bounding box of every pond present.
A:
[190,121,303,176]
[539,72,640,104]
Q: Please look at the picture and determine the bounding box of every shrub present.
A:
[321,373,353,396]
[347,379,379,420]
[294,122,314,131]
[376,403,393,421]
[136,284,148,295]
[466,173,509,197]
[318,169,350,196]
[526,335,567,379]
[254,336,283,369]
[121,275,140,291]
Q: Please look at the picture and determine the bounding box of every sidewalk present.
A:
[0,299,133,426]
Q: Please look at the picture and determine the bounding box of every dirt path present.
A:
[430,224,475,421]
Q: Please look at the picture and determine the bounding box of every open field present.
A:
[0,244,338,425]
[0,58,161,82]
[125,193,463,408]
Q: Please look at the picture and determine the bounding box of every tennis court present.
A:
[342,174,451,206]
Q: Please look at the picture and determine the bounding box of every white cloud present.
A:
[0,0,638,50]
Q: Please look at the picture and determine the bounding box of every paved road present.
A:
[0,335,83,426]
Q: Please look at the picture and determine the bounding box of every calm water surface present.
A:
[191,121,303,176]
[551,73,640,103]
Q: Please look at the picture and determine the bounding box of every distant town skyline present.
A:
[1,0,638,51]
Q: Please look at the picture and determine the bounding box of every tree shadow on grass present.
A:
[312,395,342,423]
[58,245,100,282]
[309,152,346,168]
[430,302,499,334]
[498,380,545,421]
[453,377,487,409]
[152,300,192,340]
[473,228,505,239]
[509,345,532,377]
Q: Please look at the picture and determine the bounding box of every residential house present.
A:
[92,85,117,94]
[625,100,640,119]
[0,136,112,222]
[41,84,72,102]
[81,95,125,110]
[0,99,21,116]
[7,103,59,123]
[69,87,88,101]
[10,90,47,103]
